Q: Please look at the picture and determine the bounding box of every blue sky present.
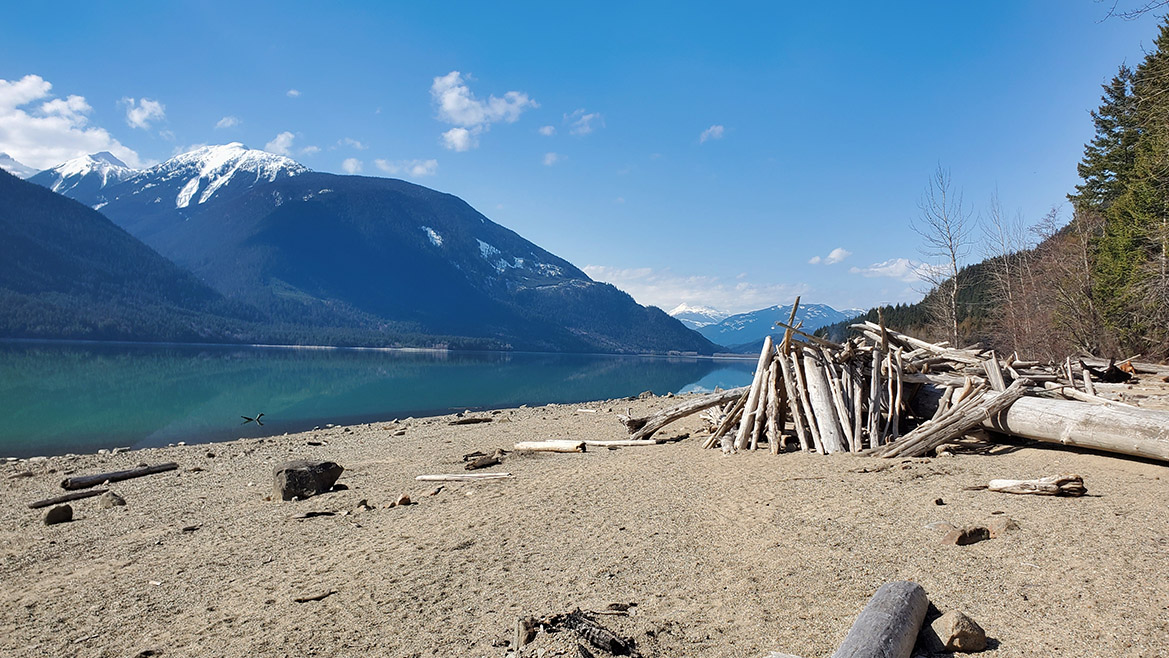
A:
[0,2,1162,313]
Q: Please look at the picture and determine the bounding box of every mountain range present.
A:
[674,302,864,351]
[8,144,718,354]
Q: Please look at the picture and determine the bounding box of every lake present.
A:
[0,341,755,458]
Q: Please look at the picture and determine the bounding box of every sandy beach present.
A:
[3,387,1169,658]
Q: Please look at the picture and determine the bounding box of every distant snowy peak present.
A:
[145,143,309,208]
[34,151,137,195]
[0,153,39,179]
[697,302,865,348]
[668,303,729,330]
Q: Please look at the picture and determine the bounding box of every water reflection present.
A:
[0,342,754,457]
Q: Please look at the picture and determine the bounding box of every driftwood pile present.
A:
[622,300,1169,464]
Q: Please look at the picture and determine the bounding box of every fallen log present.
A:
[60,462,178,491]
[415,473,513,482]
[582,439,659,447]
[465,451,503,470]
[830,580,929,658]
[983,395,1169,463]
[627,386,748,442]
[988,474,1086,496]
[514,440,586,453]
[449,417,493,425]
[28,488,109,509]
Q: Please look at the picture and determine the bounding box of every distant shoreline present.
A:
[0,336,757,360]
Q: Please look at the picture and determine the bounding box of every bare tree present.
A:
[982,192,1035,355]
[1100,0,1169,20]
[912,166,975,347]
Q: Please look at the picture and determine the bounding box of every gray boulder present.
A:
[272,460,344,501]
[43,504,73,525]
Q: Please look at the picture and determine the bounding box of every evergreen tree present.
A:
[1097,20,1169,351]
[1069,65,1137,210]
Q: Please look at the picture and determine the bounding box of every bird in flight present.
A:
[241,413,265,426]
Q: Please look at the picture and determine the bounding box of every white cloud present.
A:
[538,125,555,136]
[825,247,852,264]
[431,71,537,127]
[265,131,296,155]
[0,74,143,169]
[582,265,807,315]
[121,97,165,130]
[339,137,368,150]
[809,247,852,265]
[216,115,240,129]
[441,127,477,152]
[286,89,301,98]
[566,108,603,135]
[699,124,724,143]
[300,145,321,156]
[430,71,537,151]
[374,158,438,177]
[341,157,363,174]
[542,152,561,166]
[849,257,941,283]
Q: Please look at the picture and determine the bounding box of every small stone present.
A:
[930,610,987,652]
[395,494,412,506]
[98,449,110,455]
[637,390,653,399]
[941,526,991,546]
[934,498,945,505]
[99,491,127,508]
[986,516,1019,538]
[43,504,73,525]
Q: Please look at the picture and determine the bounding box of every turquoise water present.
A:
[0,341,754,458]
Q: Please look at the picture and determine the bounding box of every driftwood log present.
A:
[514,440,586,453]
[988,474,1086,496]
[28,488,109,509]
[60,462,178,490]
[415,473,513,482]
[625,387,747,442]
[983,396,1169,462]
[830,581,929,658]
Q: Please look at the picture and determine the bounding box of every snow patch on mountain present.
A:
[421,226,444,246]
[477,239,501,259]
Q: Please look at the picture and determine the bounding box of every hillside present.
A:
[0,169,253,343]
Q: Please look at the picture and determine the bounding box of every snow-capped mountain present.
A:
[28,152,137,201]
[697,303,865,350]
[31,143,307,214]
[141,143,308,209]
[668,303,729,330]
[0,153,39,179]
[26,143,717,354]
